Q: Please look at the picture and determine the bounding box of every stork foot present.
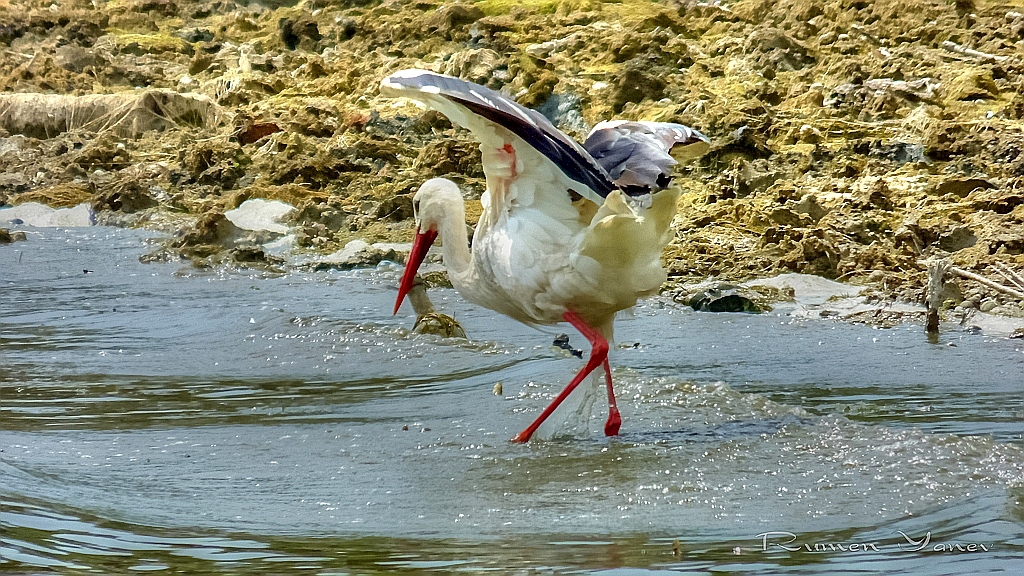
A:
[604,407,621,436]
[509,311,610,444]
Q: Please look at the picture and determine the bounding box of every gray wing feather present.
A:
[583,121,710,191]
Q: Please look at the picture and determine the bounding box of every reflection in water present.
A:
[1,227,1023,574]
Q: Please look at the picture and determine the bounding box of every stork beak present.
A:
[394,227,439,315]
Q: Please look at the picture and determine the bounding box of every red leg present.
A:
[602,359,621,436]
[511,311,610,443]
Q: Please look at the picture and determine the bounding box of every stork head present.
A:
[394,178,462,315]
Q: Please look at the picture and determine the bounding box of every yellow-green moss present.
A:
[109,32,191,55]
[474,0,561,16]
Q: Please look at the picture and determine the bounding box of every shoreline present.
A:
[5,199,1024,337]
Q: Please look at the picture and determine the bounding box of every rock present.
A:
[526,32,584,59]
[824,78,938,119]
[336,18,358,41]
[413,312,467,338]
[149,210,287,266]
[935,178,994,198]
[552,333,583,358]
[234,120,282,146]
[723,125,773,158]
[793,194,827,222]
[0,91,218,140]
[74,136,131,171]
[798,124,823,144]
[469,14,515,47]
[1006,91,1024,120]
[689,285,764,313]
[228,246,284,266]
[968,187,1023,214]
[719,158,777,199]
[611,67,665,113]
[427,4,485,39]
[314,239,400,270]
[923,120,985,161]
[862,77,938,101]
[768,207,809,227]
[443,48,507,88]
[854,179,894,211]
[869,142,926,164]
[279,17,321,51]
[376,195,413,221]
[173,212,244,248]
[54,45,105,73]
[0,202,93,227]
[416,139,483,177]
[515,69,559,109]
[781,234,840,278]
[744,28,813,74]
[176,27,214,43]
[224,199,295,234]
[536,92,588,135]
[296,222,330,247]
[937,226,977,252]
[91,181,157,214]
[945,69,999,101]
[403,274,466,338]
[0,227,27,243]
[289,200,348,231]
[128,0,178,16]
[0,171,29,196]
[0,21,27,46]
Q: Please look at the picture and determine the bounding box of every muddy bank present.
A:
[2,0,1024,320]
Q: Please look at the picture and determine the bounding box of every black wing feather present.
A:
[383,71,620,199]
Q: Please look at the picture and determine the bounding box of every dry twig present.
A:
[992,262,1024,292]
[950,266,1024,300]
[941,40,1008,63]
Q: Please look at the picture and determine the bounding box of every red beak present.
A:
[394,227,438,315]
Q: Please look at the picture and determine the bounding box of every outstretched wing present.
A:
[583,121,710,192]
[381,69,617,205]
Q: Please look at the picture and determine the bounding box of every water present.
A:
[2,226,1023,574]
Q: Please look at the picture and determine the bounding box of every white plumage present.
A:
[385,69,708,442]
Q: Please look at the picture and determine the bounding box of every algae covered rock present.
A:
[173,211,244,251]
[91,180,158,214]
[688,285,765,313]
[0,227,27,243]
[611,67,665,113]
[312,239,400,271]
[407,274,466,339]
[744,28,814,74]
[945,69,1000,102]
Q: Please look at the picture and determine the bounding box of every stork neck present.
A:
[437,201,472,277]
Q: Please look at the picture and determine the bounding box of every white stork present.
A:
[383,69,709,442]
